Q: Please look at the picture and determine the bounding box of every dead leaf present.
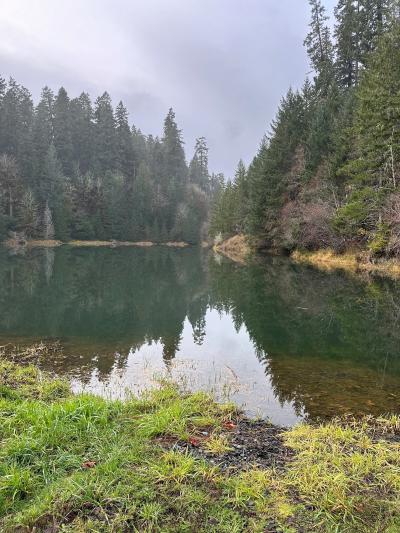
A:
[82,460,97,469]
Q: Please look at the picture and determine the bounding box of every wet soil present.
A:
[156,418,294,471]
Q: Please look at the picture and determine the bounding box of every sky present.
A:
[0,0,336,178]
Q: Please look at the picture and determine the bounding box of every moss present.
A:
[0,358,399,532]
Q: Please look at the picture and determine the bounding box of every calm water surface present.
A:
[1,246,400,425]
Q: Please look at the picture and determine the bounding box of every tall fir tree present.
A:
[304,0,335,92]
[189,137,209,192]
[94,92,116,175]
[53,87,73,177]
[115,101,135,179]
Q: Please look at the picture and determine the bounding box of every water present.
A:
[1,245,400,426]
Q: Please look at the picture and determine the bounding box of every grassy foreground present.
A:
[0,360,400,532]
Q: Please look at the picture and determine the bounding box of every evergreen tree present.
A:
[94,92,116,175]
[32,87,55,188]
[43,144,70,239]
[189,137,209,192]
[0,79,33,177]
[304,0,335,92]
[53,87,73,176]
[70,92,94,175]
[115,101,135,179]
[161,108,187,185]
[0,154,20,220]
[334,0,361,87]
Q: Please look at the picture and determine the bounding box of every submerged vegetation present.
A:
[211,1,400,263]
[0,358,399,532]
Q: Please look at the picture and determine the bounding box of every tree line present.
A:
[211,0,400,258]
[0,80,224,243]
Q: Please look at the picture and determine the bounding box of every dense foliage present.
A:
[0,82,223,243]
[211,0,400,258]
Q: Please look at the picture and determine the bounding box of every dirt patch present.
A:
[156,418,293,471]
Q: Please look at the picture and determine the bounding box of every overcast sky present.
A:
[0,0,336,177]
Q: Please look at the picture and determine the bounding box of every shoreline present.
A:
[291,248,400,279]
[3,238,193,249]
[0,356,399,531]
[214,235,400,279]
[213,235,253,264]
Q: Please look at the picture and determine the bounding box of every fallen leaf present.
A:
[82,460,97,469]
[189,437,200,447]
[223,422,237,430]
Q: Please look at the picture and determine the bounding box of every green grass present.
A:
[0,359,399,532]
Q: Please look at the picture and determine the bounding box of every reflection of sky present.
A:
[72,309,302,426]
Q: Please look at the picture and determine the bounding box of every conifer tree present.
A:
[32,87,55,187]
[189,137,209,192]
[334,0,361,87]
[94,92,116,175]
[70,92,94,175]
[53,87,73,176]
[115,101,135,179]
[304,0,335,92]
[162,108,187,185]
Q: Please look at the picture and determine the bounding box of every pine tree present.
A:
[115,101,135,179]
[162,108,187,185]
[353,22,400,188]
[42,144,70,239]
[53,87,73,176]
[93,92,116,175]
[32,87,55,189]
[0,154,20,219]
[70,92,94,175]
[304,0,335,92]
[334,0,362,87]
[233,160,248,232]
[161,108,188,232]
[189,137,209,192]
[0,79,34,177]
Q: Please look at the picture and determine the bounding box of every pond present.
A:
[1,245,400,426]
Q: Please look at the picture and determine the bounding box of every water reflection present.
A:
[0,246,399,425]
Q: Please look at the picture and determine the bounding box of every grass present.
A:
[292,248,400,279]
[214,235,253,264]
[0,359,400,532]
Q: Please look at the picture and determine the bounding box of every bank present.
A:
[0,357,399,532]
[3,238,194,249]
[215,235,400,279]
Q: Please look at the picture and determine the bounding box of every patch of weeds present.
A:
[204,434,232,455]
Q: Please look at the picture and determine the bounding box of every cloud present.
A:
[0,0,324,177]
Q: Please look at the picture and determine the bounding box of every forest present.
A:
[0,81,224,243]
[211,0,400,259]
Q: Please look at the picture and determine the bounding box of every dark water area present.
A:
[1,245,400,425]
